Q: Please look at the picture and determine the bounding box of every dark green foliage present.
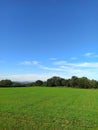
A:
[70,76,79,87]
[43,81,47,86]
[47,76,62,87]
[90,80,98,89]
[0,79,13,87]
[78,77,90,88]
[60,79,66,86]
[12,82,26,87]
[46,76,98,89]
[30,80,44,87]
[34,80,43,86]
[0,76,98,89]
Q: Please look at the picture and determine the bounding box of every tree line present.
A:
[0,76,98,89]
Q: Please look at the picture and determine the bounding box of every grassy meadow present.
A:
[0,87,98,130]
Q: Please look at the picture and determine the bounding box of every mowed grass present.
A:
[0,87,98,130]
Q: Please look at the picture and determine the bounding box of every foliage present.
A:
[0,79,13,87]
[12,82,26,87]
[46,76,98,89]
[47,76,62,87]
[0,76,98,89]
[34,80,43,86]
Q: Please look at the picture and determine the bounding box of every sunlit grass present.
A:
[0,87,98,130]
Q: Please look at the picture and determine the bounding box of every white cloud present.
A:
[53,61,67,65]
[70,57,77,60]
[0,73,63,82]
[49,58,57,61]
[20,61,32,65]
[1,65,97,82]
[18,59,98,81]
[84,52,94,57]
[40,66,63,71]
[32,61,39,65]
[20,61,39,65]
[53,60,98,68]
[73,62,98,68]
[1,62,98,81]
[20,60,64,71]
[84,52,98,58]
[21,59,98,69]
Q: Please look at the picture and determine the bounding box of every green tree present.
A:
[47,76,62,87]
[0,79,13,87]
[61,79,68,87]
[70,76,79,87]
[34,80,43,86]
[78,77,90,88]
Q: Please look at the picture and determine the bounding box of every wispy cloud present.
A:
[70,57,77,60]
[0,73,62,82]
[20,61,39,65]
[49,58,57,61]
[20,60,63,71]
[19,58,98,80]
[84,52,98,58]
[20,60,98,70]
[53,60,98,68]
[8,65,97,81]
[53,61,67,65]
[73,62,98,68]
[84,52,94,57]
[40,66,63,71]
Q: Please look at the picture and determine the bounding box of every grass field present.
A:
[0,87,98,130]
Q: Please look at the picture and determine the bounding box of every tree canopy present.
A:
[0,76,98,89]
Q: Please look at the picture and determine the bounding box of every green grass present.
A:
[0,87,98,130]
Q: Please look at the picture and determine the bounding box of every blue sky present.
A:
[0,0,98,81]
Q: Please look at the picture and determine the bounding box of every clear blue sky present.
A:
[0,0,98,81]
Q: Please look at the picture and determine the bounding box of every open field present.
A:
[0,87,98,130]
